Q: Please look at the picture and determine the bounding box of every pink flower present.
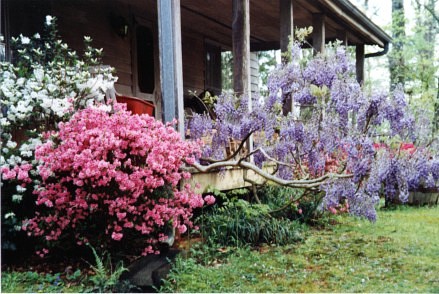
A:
[1,167,16,180]
[116,212,126,221]
[328,207,337,214]
[298,208,303,215]
[177,224,187,234]
[25,106,204,256]
[111,232,123,241]
[204,195,216,205]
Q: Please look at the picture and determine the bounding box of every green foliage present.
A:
[161,205,439,293]
[198,197,306,247]
[1,245,138,293]
[258,51,277,95]
[257,185,325,223]
[386,0,438,138]
[1,270,86,293]
[85,244,128,293]
[221,51,233,92]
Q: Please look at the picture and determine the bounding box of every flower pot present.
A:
[116,94,155,116]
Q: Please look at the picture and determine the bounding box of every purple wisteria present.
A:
[187,42,438,221]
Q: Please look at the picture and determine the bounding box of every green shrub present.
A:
[257,185,325,223]
[198,198,306,247]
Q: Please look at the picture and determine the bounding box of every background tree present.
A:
[405,0,438,139]
[258,50,277,96]
[388,0,406,90]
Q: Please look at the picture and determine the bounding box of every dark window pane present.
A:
[136,26,154,94]
[205,42,222,95]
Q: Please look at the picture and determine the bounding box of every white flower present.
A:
[0,118,10,127]
[34,68,44,82]
[7,113,16,122]
[17,77,26,86]
[32,48,43,56]
[16,100,32,113]
[16,185,27,193]
[12,194,23,202]
[46,15,53,26]
[1,85,14,98]
[7,155,22,165]
[68,51,77,57]
[20,35,30,45]
[4,212,15,219]
[20,141,36,157]
[51,98,71,117]
[47,83,57,93]
[6,140,17,149]
[34,33,41,39]
[41,97,53,109]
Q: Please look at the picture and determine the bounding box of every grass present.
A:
[2,205,437,293]
[1,270,86,293]
[162,205,439,293]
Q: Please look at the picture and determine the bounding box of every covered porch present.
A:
[1,0,391,191]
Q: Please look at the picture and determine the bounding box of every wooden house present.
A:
[1,0,391,190]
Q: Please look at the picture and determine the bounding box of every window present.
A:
[136,25,155,94]
[205,42,222,95]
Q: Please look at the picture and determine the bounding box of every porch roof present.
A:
[179,0,391,51]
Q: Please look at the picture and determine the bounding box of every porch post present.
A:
[232,0,251,96]
[336,30,348,46]
[232,0,253,154]
[158,0,184,137]
[356,44,365,84]
[280,0,294,114]
[312,13,325,54]
[280,0,294,62]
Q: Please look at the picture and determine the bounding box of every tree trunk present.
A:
[389,0,406,90]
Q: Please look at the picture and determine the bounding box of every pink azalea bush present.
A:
[22,104,208,255]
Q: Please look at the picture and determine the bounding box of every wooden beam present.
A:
[356,44,365,84]
[280,0,293,62]
[250,41,280,52]
[312,13,326,54]
[232,0,250,96]
[158,0,184,137]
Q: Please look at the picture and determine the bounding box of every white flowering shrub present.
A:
[0,16,117,250]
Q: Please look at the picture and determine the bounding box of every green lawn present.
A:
[162,205,439,293]
[2,205,438,293]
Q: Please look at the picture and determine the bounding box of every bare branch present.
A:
[199,131,254,163]
[257,147,297,168]
[187,151,353,189]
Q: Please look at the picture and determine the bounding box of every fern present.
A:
[86,243,128,293]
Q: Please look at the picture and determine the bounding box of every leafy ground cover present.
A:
[1,204,438,292]
[161,204,439,293]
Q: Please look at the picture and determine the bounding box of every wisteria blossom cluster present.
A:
[21,105,208,256]
[1,16,116,227]
[188,42,438,221]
